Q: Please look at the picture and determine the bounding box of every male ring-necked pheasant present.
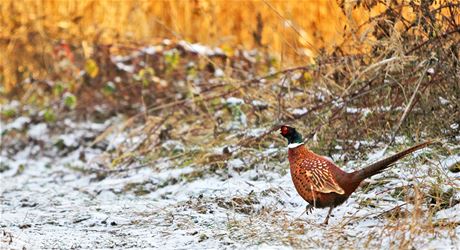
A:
[280,125,431,224]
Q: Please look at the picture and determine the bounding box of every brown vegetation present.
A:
[1,1,459,248]
[1,0,390,91]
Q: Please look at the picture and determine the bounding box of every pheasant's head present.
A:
[280,125,303,146]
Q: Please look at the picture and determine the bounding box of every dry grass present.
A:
[1,0,397,92]
[0,1,459,247]
[0,0,457,160]
[2,1,457,165]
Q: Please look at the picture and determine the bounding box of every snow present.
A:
[239,113,248,127]
[163,39,172,45]
[1,116,30,133]
[228,158,245,170]
[178,41,224,56]
[115,62,135,73]
[111,55,131,62]
[439,96,450,105]
[1,100,20,110]
[246,128,266,137]
[289,107,308,116]
[345,106,404,116]
[161,140,185,152]
[440,154,460,170]
[291,72,302,81]
[242,50,257,63]
[106,132,129,151]
[251,100,268,108]
[435,204,460,222]
[58,133,79,147]
[1,117,459,249]
[214,68,225,77]
[142,45,162,55]
[346,107,371,116]
[27,123,48,140]
[226,97,245,105]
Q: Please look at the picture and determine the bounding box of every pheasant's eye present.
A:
[281,126,289,135]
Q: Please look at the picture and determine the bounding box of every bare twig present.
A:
[383,66,428,153]
[277,75,289,121]
[405,28,460,55]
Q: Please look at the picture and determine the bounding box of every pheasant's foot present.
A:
[305,204,314,215]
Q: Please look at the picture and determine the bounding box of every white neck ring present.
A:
[288,142,304,149]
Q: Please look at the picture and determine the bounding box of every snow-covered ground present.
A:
[1,117,459,249]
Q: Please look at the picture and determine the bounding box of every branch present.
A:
[405,28,460,55]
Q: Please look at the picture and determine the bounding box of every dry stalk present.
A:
[383,63,431,153]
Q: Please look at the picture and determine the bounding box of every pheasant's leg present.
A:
[305,204,314,215]
[323,207,334,225]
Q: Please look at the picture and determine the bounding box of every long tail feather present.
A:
[352,141,432,183]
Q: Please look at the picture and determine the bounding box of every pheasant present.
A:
[280,125,431,224]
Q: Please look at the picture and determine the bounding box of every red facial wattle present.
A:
[281,126,288,136]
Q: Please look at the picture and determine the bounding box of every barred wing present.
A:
[296,157,345,194]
